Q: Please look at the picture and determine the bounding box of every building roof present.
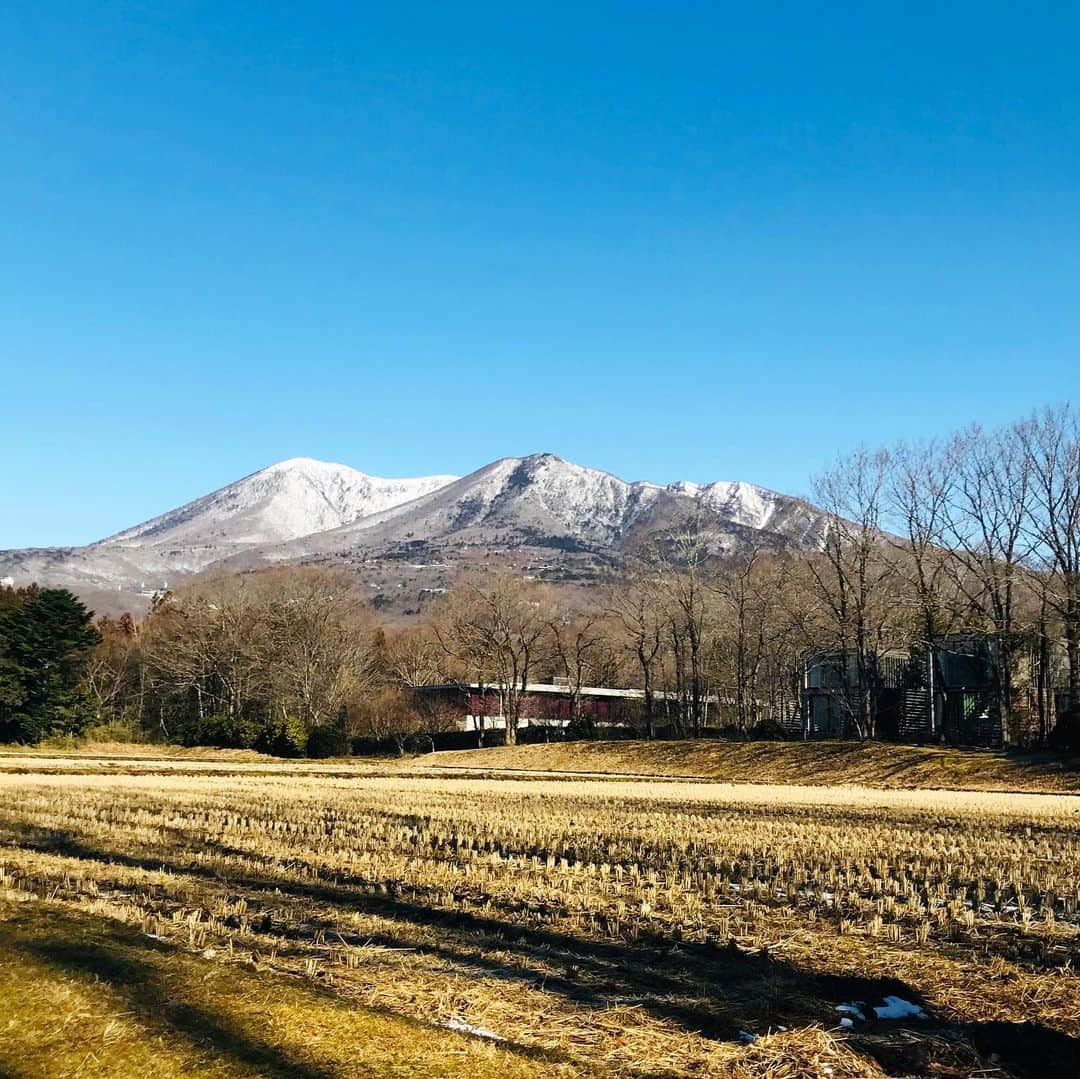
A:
[418,681,720,703]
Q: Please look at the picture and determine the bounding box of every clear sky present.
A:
[3,3,1079,548]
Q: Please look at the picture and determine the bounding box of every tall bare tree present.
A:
[135,567,377,747]
[435,575,553,745]
[1020,406,1080,742]
[808,448,894,738]
[652,510,715,736]
[943,422,1033,741]
[550,605,621,733]
[606,570,666,738]
[886,438,961,642]
[709,552,801,733]
[260,567,378,729]
[83,613,139,726]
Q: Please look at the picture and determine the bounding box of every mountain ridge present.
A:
[0,453,828,615]
[97,457,458,547]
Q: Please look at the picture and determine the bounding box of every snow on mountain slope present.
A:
[0,459,459,592]
[275,454,650,555]
[101,457,458,555]
[278,453,815,559]
[0,453,827,612]
[665,480,779,531]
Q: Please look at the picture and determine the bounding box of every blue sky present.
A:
[3,3,1079,547]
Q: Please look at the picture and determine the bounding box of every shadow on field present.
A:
[10,822,1080,1078]
[13,934,336,1079]
[10,821,829,1039]
[3,905,579,1076]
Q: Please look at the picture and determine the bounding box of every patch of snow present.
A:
[665,479,783,531]
[836,1003,866,1021]
[444,1017,505,1042]
[738,1031,758,1044]
[836,997,927,1022]
[872,996,927,1021]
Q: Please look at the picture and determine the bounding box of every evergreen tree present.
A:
[0,588,99,743]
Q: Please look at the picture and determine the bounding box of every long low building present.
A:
[414,681,719,731]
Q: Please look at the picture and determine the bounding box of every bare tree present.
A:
[808,448,894,739]
[83,613,139,726]
[886,438,962,643]
[710,552,761,732]
[260,567,378,730]
[709,552,802,733]
[348,684,423,755]
[435,575,553,745]
[135,567,377,748]
[942,422,1033,742]
[606,571,666,738]
[385,625,446,687]
[1019,406,1080,743]
[139,574,268,731]
[550,605,621,735]
[651,510,715,736]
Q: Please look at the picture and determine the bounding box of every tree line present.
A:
[2,403,1078,752]
[805,403,1079,744]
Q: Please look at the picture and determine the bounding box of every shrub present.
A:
[1049,709,1080,752]
[747,718,792,741]
[307,724,349,758]
[177,713,261,750]
[256,715,308,758]
[42,717,149,748]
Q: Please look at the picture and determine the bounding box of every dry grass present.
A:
[0,755,1078,1076]
[430,738,1080,792]
[0,741,271,761]
[0,900,568,1078]
[10,738,1080,796]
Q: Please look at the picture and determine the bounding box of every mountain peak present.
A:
[0,453,827,615]
[91,460,460,567]
[264,456,355,473]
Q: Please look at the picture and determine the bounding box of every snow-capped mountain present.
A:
[101,457,457,561]
[667,480,775,530]
[0,458,458,599]
[287,453,664,553]
[0,453,827,614]
[234,453,827,566]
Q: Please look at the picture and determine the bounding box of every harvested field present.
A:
[429,739,1080,792]
[1,751,1078,1076]
[0,902,560,1079]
